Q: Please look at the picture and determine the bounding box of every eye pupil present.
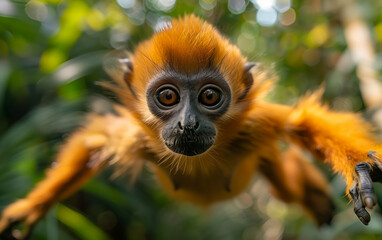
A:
[205,90,213,100]
[165,91,173,100]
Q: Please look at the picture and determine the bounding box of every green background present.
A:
[1,0,382,239]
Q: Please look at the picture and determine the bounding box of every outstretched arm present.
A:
[284,92,377,189]
[253,92,382,225]
[0,130,101,239]
[0,112,144,239]
[285,92,382,225]
[285,93,382,225]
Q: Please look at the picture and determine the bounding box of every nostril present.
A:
[178,121,184,130]
[194,121,199,130]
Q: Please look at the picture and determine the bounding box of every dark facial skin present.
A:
[146,69,232,156]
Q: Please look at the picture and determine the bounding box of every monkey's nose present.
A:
[177,119,199,133]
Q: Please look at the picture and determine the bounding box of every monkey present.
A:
[1,14,382,239]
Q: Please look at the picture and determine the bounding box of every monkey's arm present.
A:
[258,145,334,225]
[0,131,100,239]
[0,113,143,239]
[257,92,382,225]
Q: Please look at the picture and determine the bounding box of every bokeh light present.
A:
[274,0,291,13]
[375,23,382,42]
[25,1,48,22]
[199,0,216,11]
[125,1,145,25]
[0,0,15,17]
[159,0,176,11]
[228,0,246,14]
[256,8,278,27]
[2,0,382,239]
[305,24,330,48]
[116,0,136,9]
[251,0,293,27]
[110,25,130,49]
[280,8,296,26]
[147,0,176,12]
[252,0,275,10]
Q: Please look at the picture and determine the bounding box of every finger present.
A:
[349,183,371,225]
[355,162,377,209]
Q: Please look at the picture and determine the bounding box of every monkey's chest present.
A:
[153,156,257,206]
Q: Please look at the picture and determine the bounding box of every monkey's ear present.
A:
[118,58,133,72]
[238,62,257,100]
[103,51,136,98]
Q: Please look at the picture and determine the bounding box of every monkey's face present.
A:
[146,69,231,156]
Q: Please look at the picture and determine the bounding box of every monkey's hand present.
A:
[0,199,47,240]
[349,151,382,225]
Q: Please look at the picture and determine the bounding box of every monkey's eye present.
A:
[156,87,180,107]
[199,88,221,107]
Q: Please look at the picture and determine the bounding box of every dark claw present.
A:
[354,162,377,209]
[351,152,382,225]
[350,183,370,225]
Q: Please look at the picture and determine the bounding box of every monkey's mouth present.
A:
[164,137,214,156]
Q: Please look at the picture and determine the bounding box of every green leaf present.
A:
[56,204,111,240]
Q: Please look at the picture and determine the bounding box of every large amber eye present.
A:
[199,88,221,107]
[156,87,180,107]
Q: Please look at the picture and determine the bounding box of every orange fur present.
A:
[285,91,377,192]
[1,15,381,237]
[266,146,334,224]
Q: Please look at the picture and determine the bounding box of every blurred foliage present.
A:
[1,0,382,239]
